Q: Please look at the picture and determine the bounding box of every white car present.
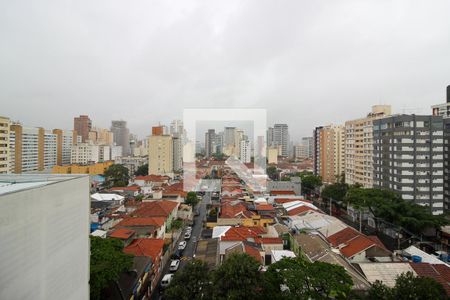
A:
[178,241,187,250]
[169,259,180,272]
[160,274,174,288]
[186,226,192,232]
[184,231,192,239]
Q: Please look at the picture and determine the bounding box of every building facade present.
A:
[172,135,183,172]
[301,137,313,159]
[239,139,251,163]
[313,125,345,184]
[148,134,173,176]
[273,124,289,157]
[0,174,90,300]
[432,85,450,212]
[0,116,10,174]
[111,120,130,156]
[345,105,391,188]
[373,115,444,214]
[73,115,92,142]
[205,129,216,158]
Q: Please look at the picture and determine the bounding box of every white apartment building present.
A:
[0,174,90,300]
[345,105,391,188]
[239,139,251,163]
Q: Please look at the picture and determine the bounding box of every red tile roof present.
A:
[117,217,165,227]
[270,190,296,195]
[135,175,170,182]
[124,238,164,260]
[221,226,266,241]
[327,227,360,247]
[109,228,135,240]
[244,244,263,263]
[287,206,316,216]
[132,201,178,218]
[255,237,283,244]
[162,181,188,197]
[367,235,388,251]
[110,185,140,191]
[221,202,254,218]
[409,263,450,295]
[255,204,275,211]
[340,235,376,258]
[274,198,304,204]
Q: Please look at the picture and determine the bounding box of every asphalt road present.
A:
[153,192,210,300]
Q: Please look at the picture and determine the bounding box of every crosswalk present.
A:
[180,256,192,261]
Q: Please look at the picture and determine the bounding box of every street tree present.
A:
[104,164,130,187]
[164,260,212,300]
[212,253,263,300]
[90,237,133,300]
[299,172,322,195]
[263,256,353,300]
[366,272,446,300]
[134,163,148,176]
[185,191,199,206]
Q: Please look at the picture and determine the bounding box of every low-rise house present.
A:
[114,217,165,239]
[133,175,170,187]
[195,238,220,269]
[224,241,264,264]
[131,201,179,231]
[91,193,125,206]
[123,238,165,295]
[271,250,296,263]
[109,228,136,245]
[102,256,153,300]
[90,229,107,238]
[109,185,141,197]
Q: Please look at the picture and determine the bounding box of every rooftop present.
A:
[0,174,87,196]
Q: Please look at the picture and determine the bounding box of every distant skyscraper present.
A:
[273,124,289,157]
[111,120,130,156]
[215,131,224,154]
[205,129,216,157]
[224,127,236,147]
[267,127,274,147]
[301,137,314,159]
[373,114,444,215]
[73,115,91,142]
[239,139,251,163]
[172,134,183,171]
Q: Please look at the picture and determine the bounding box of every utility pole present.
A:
[359,210,362,232]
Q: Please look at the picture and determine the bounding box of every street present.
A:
[152,192,210,300]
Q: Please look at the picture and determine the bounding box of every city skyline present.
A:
[2,1,450,140]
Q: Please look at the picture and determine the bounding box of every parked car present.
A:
[171,249,182,259]
[160,274,174,288]
[186,226,192,232]
[184,231,192,239]
[169,259,180,272]
[178,241,187,250]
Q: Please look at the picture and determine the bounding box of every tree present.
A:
[345,187,448,234]
[134,164,148,176]
[165,260,212,300]
[321,175,349,203]
[90,237,133,300]
[267,166,279,180]
[212,253,263,300]
[104,164,130,187]
[299,172,322,195]
[366,272,446,300]
[186,191,199,206]
[263,256,353,300]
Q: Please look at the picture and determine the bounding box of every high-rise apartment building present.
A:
[273,124,289,157]
[215,132,224,154]
[9,125,45,173]
[205,129,216,157]
[373,115,444,215]
[43,130,57,170]
[111,120,130,156]
[148,134,173,176]
[239,139,251,163]
[267,127,274,147]
[313,125,345,183]
[432,85,450,212]
[53,129,77,166]
[172,135,183,172]
[301,137,314,159]
[73,115,92,142]
[294,144,307,159]
[345,105,391,188]
[0,116,10,174]
[224,127,236,147]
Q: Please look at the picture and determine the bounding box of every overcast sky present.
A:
[1,1,450,142]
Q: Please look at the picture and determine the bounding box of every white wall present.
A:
[0,176,90,300]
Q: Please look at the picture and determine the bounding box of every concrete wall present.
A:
[0,176,90,300]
